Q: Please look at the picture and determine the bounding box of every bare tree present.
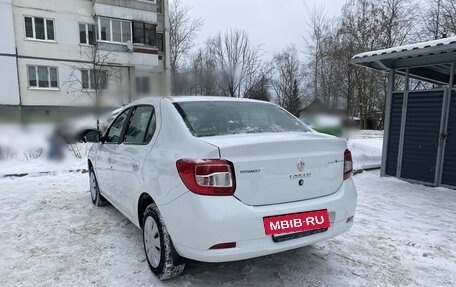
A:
[244,66,272,102]
[208,29,262,98]
[420,0,456,40]
[65,45,123,129]
[190,47,222,96]
[303,5,332,100]
[173,47,222,96]
[272,46,303,116]
[169,0,203,76]
[440,0,456,35]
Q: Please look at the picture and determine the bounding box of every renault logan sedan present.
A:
[86,96,357,280]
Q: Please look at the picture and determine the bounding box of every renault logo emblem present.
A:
[297,159,305,172]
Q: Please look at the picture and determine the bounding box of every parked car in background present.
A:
[300,115,344,137]
[59,107,123,144]
[85,97,357,280]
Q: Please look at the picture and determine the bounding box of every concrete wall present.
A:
[93,3,157,22]
[94,0,156,12]
[0,0,16,54]
[17,57,135,107]
[0,0,20,105]
[1,0,171,119]
[13,0,95,61]
[0,57,20,106]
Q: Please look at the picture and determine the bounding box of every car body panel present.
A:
[159,178,357,262]
[199,133,347,206]
[87,96,357,263]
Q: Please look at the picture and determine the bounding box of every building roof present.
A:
[351,36,456,84]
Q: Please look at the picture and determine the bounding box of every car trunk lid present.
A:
[200,133,346,206]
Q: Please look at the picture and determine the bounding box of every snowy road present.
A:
[0,171,455,287]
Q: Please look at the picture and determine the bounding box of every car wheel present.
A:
[89,169,107,207]
[143,203,185,280]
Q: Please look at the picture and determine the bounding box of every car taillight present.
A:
[344,149,353,180]
[176,159,236,196]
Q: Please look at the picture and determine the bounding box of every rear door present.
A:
[96,108,131,203]
[111,105,158,219]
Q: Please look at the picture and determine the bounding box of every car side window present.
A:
[105,109,129,144]
[145,111,157,143]
[124,106,155,144]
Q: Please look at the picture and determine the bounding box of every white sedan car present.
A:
[86,96,357,280]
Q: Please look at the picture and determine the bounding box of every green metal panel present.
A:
[400,91,444,184]
[442,91,456,187]
[385,92,403,177]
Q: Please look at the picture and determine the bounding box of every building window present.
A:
[28,66,58,88]
[98,17,131,44]
[156,0,162,14]
[25,16,55,41]
[79,23,96,45]
[81,69,108,90]
[133,22,156,46]
[136,77,150,94]
[156,33,164,51]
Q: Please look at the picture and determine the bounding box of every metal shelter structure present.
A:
[351,37,456,189]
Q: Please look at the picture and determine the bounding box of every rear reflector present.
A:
[176,159,236,196]
[209,242,236,249]
[344,149,353,180]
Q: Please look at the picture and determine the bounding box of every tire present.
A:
[143,204,185,280]
[89,168,107,207]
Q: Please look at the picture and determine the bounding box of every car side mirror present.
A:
[85,130,102,143]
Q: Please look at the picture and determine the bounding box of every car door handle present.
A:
[131,160,140,171]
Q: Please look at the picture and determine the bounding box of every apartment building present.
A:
[0,0,171,122]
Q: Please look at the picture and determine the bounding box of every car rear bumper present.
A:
[158,178,357,263]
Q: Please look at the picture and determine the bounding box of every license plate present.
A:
[263,210,330,236]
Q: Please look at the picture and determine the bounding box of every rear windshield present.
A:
[174,101,310,137]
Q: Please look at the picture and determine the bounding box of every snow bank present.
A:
[0,124,89,176]
[347,130,383,171]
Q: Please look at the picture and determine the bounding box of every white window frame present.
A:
[81,69,108,91]
[24,16,55,42]
[137,0,157,4]
[79,23,96,45]
[27,65,59,90]
[97,17,132,44]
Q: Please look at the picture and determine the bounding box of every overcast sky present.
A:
[185,0,346,58]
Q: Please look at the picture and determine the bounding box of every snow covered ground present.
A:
[0,170,455,287]
[1,129,454,286]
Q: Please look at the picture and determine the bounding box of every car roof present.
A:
[128,96,270,106]
[170,96,267,104]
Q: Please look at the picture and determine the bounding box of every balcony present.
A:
[92,0,157,23]
[96,44,159,70]
[132,50,159,71]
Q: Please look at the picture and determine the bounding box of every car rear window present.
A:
[173,101,310,137]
